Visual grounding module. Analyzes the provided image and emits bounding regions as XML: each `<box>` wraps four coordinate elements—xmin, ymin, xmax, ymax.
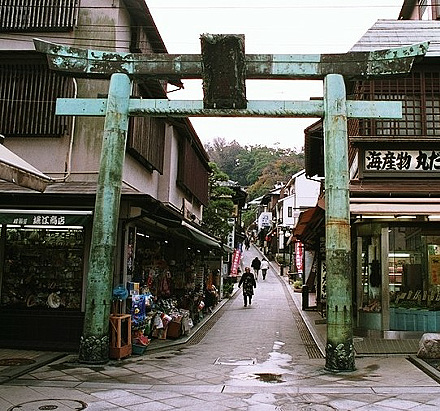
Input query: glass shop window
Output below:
<box><xmin>388</xmin><ymin>226</ymin><xmax>440</xmax><ymax>309</ymax></box>
<box><xmin>361</xmin><ymin>236</ymin><xmax>382</xmax><ymax>312</ymax></box>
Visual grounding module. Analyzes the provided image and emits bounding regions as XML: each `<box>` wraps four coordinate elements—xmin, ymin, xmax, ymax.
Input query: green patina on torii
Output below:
<box><xmin>34</xmin><ymin>36</ymin><xmax>428</xmax><ymax>370</ymax></box>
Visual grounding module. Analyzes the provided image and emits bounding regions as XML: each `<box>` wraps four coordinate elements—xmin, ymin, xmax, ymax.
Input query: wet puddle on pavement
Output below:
<box><xmin>231</xmin><ymin>372</ymin><xmax>285</xmax><ymax>383</ymax></box>
<box><xmin>255</xmin><ymin>372</ymin><xmax>284</xmax><ymax>383</ymax></box>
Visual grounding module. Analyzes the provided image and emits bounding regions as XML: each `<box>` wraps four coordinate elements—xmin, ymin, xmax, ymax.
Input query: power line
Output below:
<box><xmin>0</xmin><ymin>3</ymin><xmax>402</xmax><ymax>9</ymax></box>
<box><xmin>149</xmin><ymin>5</ymin><xmax>401</xmax><ymax>9</ymax></box>
<box><xmin>0</xmin><ymin>3</ymin><xmax>403</xmax><ymax>11</ymax></box>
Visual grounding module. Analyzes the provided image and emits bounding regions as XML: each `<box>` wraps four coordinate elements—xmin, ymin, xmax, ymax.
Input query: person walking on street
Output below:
<box><xmin>261</xmin><ymin>258</ymin><xmax>269</xmax><ymax>280</ymax></box>
<box><xmin>238</xmin><ymin>267</ymin><xmax>256</xmax><ymax>307</ymax></box>
<box><xmin>251</xmin><ymin>256</ymin><xmax>261</xmax><ymax>281</ymax></box>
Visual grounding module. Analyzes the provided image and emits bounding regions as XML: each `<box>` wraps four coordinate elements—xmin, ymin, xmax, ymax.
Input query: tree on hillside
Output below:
<box><xmin>204</xmin><ymin>138</ymin><xmax>246</xmax><ymax>184</ymax></box>
<box><xmin>202</xmin><ymin>162</ymin><xmax>235</xmax><ymax>243</ymax></box>
<box><xmin>205</xmin><ymin>138</ymin><xmax>304</xmax><ymax>200</ymax></box>
<box><xmin>247</xmin><ymin>155</ymin><xmax>304</xmax><ymax>200</ymax></box>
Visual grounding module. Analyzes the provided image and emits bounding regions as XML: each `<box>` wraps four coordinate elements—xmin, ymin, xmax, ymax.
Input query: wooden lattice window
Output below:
<box><xmin>0</xmin><ymin>57</ymin><xmax>74</xmax><ymax>137</ymax></box>
<box><xmin>352</xmin><ymin>70</ymin><xmax>440</xmax><ymax>137</ymax></box>
<box><xmin>0</xmin><ymin>0</ymin><xmax>78</xmax><ymax>31</ymax></box>
<box><xmin>127</xmin><ymin>83</ymin><xmax>165</xmax><ymax>173</ymax></box>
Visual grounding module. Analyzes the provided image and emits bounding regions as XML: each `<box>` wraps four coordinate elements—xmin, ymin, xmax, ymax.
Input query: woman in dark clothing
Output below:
<box><xmin>238</xmin><ymin>267</ymin><xmax>256</xmax><ymax>307</ymax></box>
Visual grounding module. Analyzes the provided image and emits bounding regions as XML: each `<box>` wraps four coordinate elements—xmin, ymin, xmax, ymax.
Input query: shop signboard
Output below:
<box><xmin>0</xmin><ymin>210</ymin><xmax>92</xmax><ymax>226</ymax></box>
<box><xmin>258</xmin><ymin>212</ymin><xmax>272</xmax><ymax>230</ymax></box>
<box><xmin>226</xmin><ymin>218</ymin><xmax>235</xmax><ymax>249</ymax></box>
<box><xmin>360</xmin><ymin>147</ymin><xmax>440</xmax><ymax>178</ymax></box>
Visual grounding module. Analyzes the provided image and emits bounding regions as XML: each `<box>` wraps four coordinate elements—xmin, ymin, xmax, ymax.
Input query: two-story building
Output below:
<box><xmin>348</xmin><ymin>4</ymin><xmax>440</xmax><ymax>337</ymax></box>
<box><xmin>0</xmin><ymin>0</ymin><xmax>222</xmax><ymax>350</ymax></box>
<box><xmin>301</xmin><ymin>0</ymin><xmax>440</xmax><ymax>337</ymax></box>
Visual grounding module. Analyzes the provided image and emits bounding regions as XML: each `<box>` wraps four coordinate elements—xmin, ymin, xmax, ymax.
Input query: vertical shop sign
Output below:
<box><xmin>127</xmin><ymin>227</ymin><xmax>135</xmax><ymax>279</ymax></box>
<box><xmin>230</xmin><ymin>246</ymin><xmax>242</xmax><ymax>277</ymax></box>
<box><xmin>226</xmin><ymin>218</ymin><xmax>235</xmax><ymax>250</ymax></box>
<box><xmin>295</xmin><ymin>241</ymin><xmax>303</xmax><ymax>274</ymax></box>
<box><xmin>321</xmin><ymin>261</ymin><xmax>327</xmax><ymax>300</ymax></box>
<box><xmin>429</xmin><ymin>255</ymin><xmax>440</xmax><ymax>285</ymax></box>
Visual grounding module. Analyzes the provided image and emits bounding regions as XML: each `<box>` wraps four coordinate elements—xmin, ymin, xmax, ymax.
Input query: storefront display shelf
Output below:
<box><xmin>390</xmin><ymin>307</ymin><xmax>440</xmax><ymax>332</ymax></box>
<box><xmin>2</xmin><ymin>228</ymin><xmax>84</xmax><ymax>310</ymax></box>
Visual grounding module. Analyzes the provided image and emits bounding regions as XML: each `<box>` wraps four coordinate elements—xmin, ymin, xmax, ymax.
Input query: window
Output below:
<box><xmin>0</xmin><ymin>0</ymin><xmax>78</xmax><ymax>32</ymax></box>
<box><xmin>127</xmin><ymin>116</ymin><xmax>165</xmax><ymax>174</ymax></box>
<box><xmin>360</xmin><ymin>236</ymin><xmax>382</xmax><ymax>312</ymax></box>
<box><xmin>177</xmin><ymin>136</ymin><xmax>209</xmax><ymax>206</ymax></box>
<box><xmin>127</xmin><ymin>83</ymin><xmax>165</xmax><ymax>173</ymax></box>
<box><xmin>1</xmin><ymin>226</ymin><xmax>84</xmax><ymax>310</ymax></box>
<box><xmin>353</xmin><ymin>71</ymin><xmax>440</xmax><ymax>137</ymax></box>
<box><xmin>288</xmin><ymin>207</ymin><xmax>293</xmax><ymax>218</ymax></box>
<box><xmin>0</xmin><ymin>56</ymin><xmax>74</xmax><ymax>137</ymax></box>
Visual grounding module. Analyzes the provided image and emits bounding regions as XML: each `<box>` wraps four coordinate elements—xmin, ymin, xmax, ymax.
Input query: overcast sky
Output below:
<box><xmin>146</xmin><ymin>0</ymin><xmax>404</xmax><ymax>150</ymax></box>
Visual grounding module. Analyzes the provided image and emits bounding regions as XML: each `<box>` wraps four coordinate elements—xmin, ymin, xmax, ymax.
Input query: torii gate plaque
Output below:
<box><xmin>34</xmin><ymin>36</ymin><xmax>427</xmax><ymax>370</ymax></box>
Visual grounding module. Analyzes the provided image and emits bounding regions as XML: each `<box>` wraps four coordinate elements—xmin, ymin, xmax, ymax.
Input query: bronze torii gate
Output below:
<box><xmin>34</xmin><ymin>36</ymin><xmax>427</xmax><ymax>371</ymax></box>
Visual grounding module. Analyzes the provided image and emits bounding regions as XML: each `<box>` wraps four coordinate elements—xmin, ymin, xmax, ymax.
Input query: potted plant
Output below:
<box><xmin>293</xmin><ymin>280</ymin><xmax>303</xmax><ymax>292</ymax></box>
<box><xmin>222</xmin><ymin>282</ymin><xmax>234</xmax><ymax>298</ymax></box>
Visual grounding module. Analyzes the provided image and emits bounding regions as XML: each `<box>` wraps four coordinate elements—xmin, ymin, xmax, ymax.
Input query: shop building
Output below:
<box><xmin>349</xmin><ymin>18</ymin><xmax>440</xmax><ymax>337</ymax></box>
<box><xmin>0</xmin><ymin>0</ymin><xmax>223</xmax><ymax>350</ymax></box>
<box><xmin>302</xmin><ymin>17</ymin><xmax>440</xmax><ymax>338</ymax></box>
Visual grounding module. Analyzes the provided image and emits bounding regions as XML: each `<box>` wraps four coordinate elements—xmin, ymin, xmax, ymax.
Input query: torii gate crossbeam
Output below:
<box><xmin>34</xmin><ymin>37</ymin><xmax>428</xmax><ymax>370</ymax></box>
<box><xmin>34</xmin><ymin>38</ymin><xmax>427</xmax><ymax>80</ymax></box>
<box><xmin>55</xmin><ymin>98</ymin><xmax>402</xmax><ymax>119</ymax></box>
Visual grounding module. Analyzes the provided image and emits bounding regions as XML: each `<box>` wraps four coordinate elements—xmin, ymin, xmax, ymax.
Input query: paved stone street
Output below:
<box><xmin>1</xmin><ymin>245</ymin><xmax>439</xmax><ymax>410</ymax></box>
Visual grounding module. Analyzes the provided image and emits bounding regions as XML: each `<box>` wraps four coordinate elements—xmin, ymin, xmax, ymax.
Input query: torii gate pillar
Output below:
<box><xmin>78</xmin><ymin>74</ymin><xmax>130</xmax><ymax>363</ymax></box>
<box><xmin>323</xmin><ymin>74</ymin><xmax>354</xmax><ymax>371</ymax></box>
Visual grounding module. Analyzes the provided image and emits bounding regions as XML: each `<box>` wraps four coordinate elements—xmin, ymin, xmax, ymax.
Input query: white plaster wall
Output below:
<box><xmin>280</xmin><ymin>174</ymin><xmax>320</xmax><ymax>224</ymax></box>
<box><xmin>295</xmin><ymin>173</ymin><xmax>321</xmax><ymax>208</ymax></box>
<box><xmin>2</xmin><ymin>0</ymin><xmax>132</xmax><ymax>181</ymax></box>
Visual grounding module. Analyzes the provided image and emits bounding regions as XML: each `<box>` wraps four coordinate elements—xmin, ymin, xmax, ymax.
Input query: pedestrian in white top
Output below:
<box><xmin>261</xmin><ymin>258</ymin><xmax>269</xmax><ymax>280</ymax></box>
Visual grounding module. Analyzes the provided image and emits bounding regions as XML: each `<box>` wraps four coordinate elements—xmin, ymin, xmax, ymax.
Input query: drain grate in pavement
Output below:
<box><xmin>354</xmin><ymin>338</ymin><xmax>419</xmax><ymax>355</ymax></box>
<box><xmin>214</xmin><ymin>357</ymin><xmax>256</xmax><ymax>365</ymax></box>
<box><xmin>279</xmin><ymin>277</ymin><xmax>324</xmax><ymax>359</ymax></box>
<box><xmin>0</xmin><ymin>358</ymin><xmax>36</xmax><ymax>367</ymax></box>
<box><xmin>294</xmin><ymin>311</ymin><xmax>324</xmax><ymax>359</ymax></box>
<box><xmin>7</xmin><ymin>399</ymin><xmax>87</xmax><ymax>411</ymax></box>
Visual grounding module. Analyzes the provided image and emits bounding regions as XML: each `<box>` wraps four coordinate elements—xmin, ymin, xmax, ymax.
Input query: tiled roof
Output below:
<box><xmin>0</xmin><ymin>181</ymin><xmax>140</xmax><ymax>195</ymax></box>
<box><xmin>350</xmin><ymin>19</ymin><xmax>440</xmax><ymax>57</ymax></box>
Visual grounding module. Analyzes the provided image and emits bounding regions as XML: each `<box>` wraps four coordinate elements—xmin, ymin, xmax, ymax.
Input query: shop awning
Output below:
<box><xmin>0</xmin><ymin>209</ymin><xmax>92</xmax><ymax>226</ymax></box>
<box><xmin>0</xmin><ymin>145</ymin><xmax>52</xmax><ymax>192</ymax></box>
<box><xmin>222</xmin><ymin>243</ymin><xmax>235</xmax><ymax>254</ymax></box>
<box><xmin>293</xmin><ymin>198</ymin><xmax>325</xmax><ymax>246</ymax></box>
<box><xmin>350</xmin><ymin>198</ymin><xmax>440</xmax><ymax>216</ymax></box>
<box><xmin>176</xmin><ymin>221</ymin><xmax>221</xmax><ymax>249</ymax></box>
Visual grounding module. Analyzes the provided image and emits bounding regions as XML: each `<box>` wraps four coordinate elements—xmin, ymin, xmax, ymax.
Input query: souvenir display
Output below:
<box><xmin>1</xmin><ymin>228</ymin><xmax>84</xmax><ymax>310</ymax></box>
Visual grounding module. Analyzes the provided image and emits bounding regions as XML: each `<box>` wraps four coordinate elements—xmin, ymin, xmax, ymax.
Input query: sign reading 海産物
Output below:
<box><xmin>362</xmin><ymin>148</ymin><xmax>440</xmax><ymax>176</ymax></box>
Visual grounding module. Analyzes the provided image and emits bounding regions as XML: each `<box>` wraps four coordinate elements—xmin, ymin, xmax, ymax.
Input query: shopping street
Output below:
<box><xmin>0</xmin><ymin>245</ymin><xmax>439</xmax><ymax>411</ymax></box>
